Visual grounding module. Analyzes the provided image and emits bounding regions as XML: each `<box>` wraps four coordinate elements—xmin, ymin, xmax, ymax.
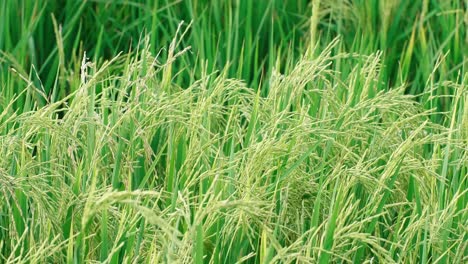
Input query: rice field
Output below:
<box><xmin>0</xmin><ymin>0</ymin><xmax>467</xmax><ymax>263</ymax></box>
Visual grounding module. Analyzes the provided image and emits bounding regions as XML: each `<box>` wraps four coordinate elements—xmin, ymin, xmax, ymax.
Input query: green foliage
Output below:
<box><xmin>0</xmin><ymin>0</ymin><xmax>466</xmax><ymax>263</ymax></box>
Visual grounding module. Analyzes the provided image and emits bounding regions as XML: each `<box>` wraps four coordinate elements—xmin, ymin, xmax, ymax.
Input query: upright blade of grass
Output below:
<box><xmin>318</xmin><ymin>180</ymin><xmax>343</xmax><ymax>264</ymax></box>
<box><xmin>194</xmin><ymin>223</ymin><xmax>204</xmax><ymax>264</ymax></box>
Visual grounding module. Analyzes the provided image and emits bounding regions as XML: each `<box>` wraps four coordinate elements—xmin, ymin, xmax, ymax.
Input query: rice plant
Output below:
<box><xmin>0</xmin><ymin>0</ymin><xmax>466</xmax><ymax>263</ymax></box>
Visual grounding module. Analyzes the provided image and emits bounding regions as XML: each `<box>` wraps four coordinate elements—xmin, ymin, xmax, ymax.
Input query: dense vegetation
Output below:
<box><xmin>0</xmin><ymin>0</ymin><xmax>466</xmax><ymax>263</ymax></box>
